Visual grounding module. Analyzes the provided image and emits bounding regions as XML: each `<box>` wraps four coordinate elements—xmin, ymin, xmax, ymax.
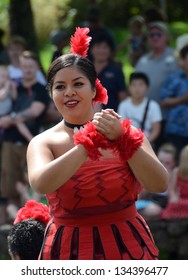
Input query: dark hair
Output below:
<box><xmin>129</xmin><ymin>72</ymin><xmax>150</xmax><ymax>86</ymax></box>
<box><xmin>46</xmin><ymin>53</ymin><xmax>97</xmax><ymax>96</ymax></box>
<box><xmin>7</xmin><ymin>219</ymin><xmax>46</xmax><ymax>260</ymax></box>
<box><xmin>90</xmin><ymin>32</ymin><xmax>116</xmax><ymax>53</ymax></box>
<box><xmin>179</xmin><ymin>45</ymin><xmax>188</xmax><ymax>59</ymax></box>
<box><xmin>8</xmin><ymin>35</ymin><xmax>26</xmax><ymax>49</ymax></box>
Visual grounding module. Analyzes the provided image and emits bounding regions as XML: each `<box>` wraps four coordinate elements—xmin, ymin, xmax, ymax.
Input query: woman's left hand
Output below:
<box><xmin>92</xmin><ymin>109</ymin><xmax>123</xmax><ymax>141</ymax></box>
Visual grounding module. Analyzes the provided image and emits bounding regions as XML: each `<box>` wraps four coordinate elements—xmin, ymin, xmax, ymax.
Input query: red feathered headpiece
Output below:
<box><xmin>14</xmin><ymin>200</ymin><xmax>51</xmax><ymax>225</ymax></box>
<box><xmin>70</xmin><ymin>27</ymin><xmax>108</xmax><ymax>105</ymax></box>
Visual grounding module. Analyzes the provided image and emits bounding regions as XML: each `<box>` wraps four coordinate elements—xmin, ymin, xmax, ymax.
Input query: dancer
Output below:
<box><xmin>27</xmin><ymin>27</ymin><xmax>168</xmax><ymax>260</ymax></box>
<box><xmin>7</xmin><ymin>200</ymin><xmax>51</xmax><ymax>260</ymax></box>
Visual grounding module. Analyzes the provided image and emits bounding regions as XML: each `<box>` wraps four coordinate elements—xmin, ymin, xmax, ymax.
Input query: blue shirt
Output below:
<box><xmin>160</xmin><ymin>69</ymin><xmax>188</xmax><ymax>137</ymax></box>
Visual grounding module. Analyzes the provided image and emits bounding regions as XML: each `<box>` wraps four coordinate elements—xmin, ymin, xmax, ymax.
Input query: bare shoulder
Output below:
<box><xmin>27</xmin><ymin>121</ymin><xmax>74</xmax><ymax>158</ymax></box>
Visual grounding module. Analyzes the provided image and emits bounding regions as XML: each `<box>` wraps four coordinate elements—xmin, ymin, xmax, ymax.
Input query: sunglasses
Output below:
<box><xmin>149</xmin><ymin>32</ymin><xmax>163</xmax><ymax>38</ymax></box>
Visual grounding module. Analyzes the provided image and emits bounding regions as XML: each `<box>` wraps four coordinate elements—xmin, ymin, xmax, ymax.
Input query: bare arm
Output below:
<box><xmin>167</xmin><ymin>167</ymin><xmax>179</xmax><ymax>202</ymax></box>
<box><xmin>0</xmin><ymin>101</ymin><xmax>46</xmax><ymax>129</ymax></box>
<box><xmin>148</xmin><ymin>121</ymin><xmax>161</xmax><ymax>143</ymax></box>
<box><xmin>27</xmin><ymin>135</ymin><xmax>88</xmax><ymax>194</ymax></box>
<box><xmin>128</xmin><ymin>136</ymin><xmax>168</xmax><ymax>193</ymax></box>
<box><xmin>160</xmin><ymin>93</ymin><xmax>188</xmax><ymax>108</ymax></box>
<box><xmin>15</xmin><ymin>101</ymin><xmax>46</xmax><ymax>122</ymax></box>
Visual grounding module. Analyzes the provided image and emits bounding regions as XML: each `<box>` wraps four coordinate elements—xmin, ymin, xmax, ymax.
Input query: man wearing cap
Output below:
<box><xmin>135</xmin><ymin>21</ymin><xmax>178</xmax><ymax>103</ymax></box>
<box><xmin>135</xmin><ymin>21</ymin><xmax>178</xmax><ymax>148</ymax></box>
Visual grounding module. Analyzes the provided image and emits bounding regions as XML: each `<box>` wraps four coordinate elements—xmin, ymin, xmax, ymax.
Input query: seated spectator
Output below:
<box><xmin>118</xmin><ymin>72</ymin><xmax>162</xmax><ymax>148</ymax></box>
<box><xmin>161</xmin><ymin>145</ymin><xmax>188</xmax><ymax>219</ymax></box>
<box><xmin>0</xmin><ymin>64</ymin><xmax>33</xmax><ymax>142</ymax></box>
<box><xmin>160</xmin><ymin>44</ymin><xmax>188</xmax><ymax>152</ymax></box>
<box><xmin>136</xmin><ymin>143</ymin><xmax>177</xmax><ymax>220</ymax></box>
<box><xmin>7</xmin><ymin>36</ymin><xmax>46</xmax><ymax>85</ymax></box>
<box><xmin>7</xmin><ymin>200</ymin><xmax>51</xmax><ymax>260</ymax></box>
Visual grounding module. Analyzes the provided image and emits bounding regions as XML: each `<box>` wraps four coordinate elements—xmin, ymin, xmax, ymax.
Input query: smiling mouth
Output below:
<box><xmin>65</xmin><ymin>100</ymin><xmax>79</xmax><ymax>106</ymax></box>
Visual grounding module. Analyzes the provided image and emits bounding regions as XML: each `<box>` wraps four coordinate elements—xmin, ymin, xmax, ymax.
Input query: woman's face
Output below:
<box><xmin>91</xmin><ymin>42</ymin><xmax>112</xmax><ymax>63</ymax></box>
<box><xmin>52</xmin><ymin>66</ymin><xmax>96</xmax><ymax>123</ymax></box>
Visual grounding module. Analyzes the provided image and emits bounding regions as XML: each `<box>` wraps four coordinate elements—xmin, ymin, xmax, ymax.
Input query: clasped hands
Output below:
<box><xmin>92</xmin><ymin>109</ymin><xmax>123</xmax><ymax>141</ymax></box>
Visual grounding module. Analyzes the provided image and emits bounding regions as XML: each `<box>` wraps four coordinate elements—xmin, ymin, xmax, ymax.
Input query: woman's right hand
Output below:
<box><xmin>92</xmin><ymin>109</ymin><xmax>123</xmax><ymax>141</ymax></box>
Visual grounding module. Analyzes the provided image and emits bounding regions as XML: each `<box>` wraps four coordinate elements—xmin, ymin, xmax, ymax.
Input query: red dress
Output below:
<box><xmin>161</xmin><ymin>176</ymin><xmax>188</xmax><ymax>219</ymax></box>
<box><xmin>39</xmin><ymin>158</ymin><xmax>158</xmax><ymax>260</ymax></box>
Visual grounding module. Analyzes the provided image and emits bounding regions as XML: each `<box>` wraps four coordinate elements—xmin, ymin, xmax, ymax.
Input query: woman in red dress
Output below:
<box><xmin>26</xmin><ymin>28</ymin><xmax>168</xmax><ymax>260</ymax></box>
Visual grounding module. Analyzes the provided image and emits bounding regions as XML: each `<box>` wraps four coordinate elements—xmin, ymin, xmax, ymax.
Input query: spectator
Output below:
<box><xmin>118</xmin><ymin>15</ymin><xmax>147</xmax><ymax>67</ymax></box>
<box><xmin>7</xmin><ymin>200</ymin><xmax>51</xmax><ymax>260</ymax></box>
<box><xmin>0</xmin><ymin>65</ymin><xmax>17</xmax><ymax>140</ymax></box>
<box><xmin>90</xmin><ymin>32</ymin><xmax>127</xmax><ymax>112</ymax></box>
<box><xmin>136</xmin><ymin>142</ymin><xmax>177</xmax><ymax>220</ymax></box>
<box><xmin>118</xmin><ymin>72</ymin><xmax>162</xmax><ymax>148</ymax></box>
<box><xmin>135</xmin><ymin>21</ymin><xmax>178</xmax><ymax>103</ymax></box>
<box><xmin>160</xmin><ymin>44</ymin><xmax>188</xmax><ymax>152</ymax></box>
<box><xmin>135</xmin><ymin>21</ymin><xmax>178</xmax><ymax>149</ymax></box>
<box><xmin>0</xmin><ymin>51</ymin><xmax>50</xmax><ymax>224</ymax></box>
<box><xmin>7</xmin><ymin>36</ymin><xmax>46</xmax><ymax>85</ymax></box>
<box><xmin>161</xmin><ymin>145</ymin><xmax>188</xmax><ymax>219</ymax></box>
<box><xmin>0</xmin><ymin>64</ymin><xmax>33</xmax><ymax>143</ymax></box>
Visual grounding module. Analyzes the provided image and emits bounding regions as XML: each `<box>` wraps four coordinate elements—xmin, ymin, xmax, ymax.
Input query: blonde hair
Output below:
<box><xmin>179</xmin><ymin>145</ymin><xmax>188</xmax><ymax>179</ymax></box>
<box><xmin>158</xmin><ymin>142</ymin><xmax>177</xmax><ymax>159</ymax></box>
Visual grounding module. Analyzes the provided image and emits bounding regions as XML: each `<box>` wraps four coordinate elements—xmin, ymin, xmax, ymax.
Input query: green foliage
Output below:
<box><xmin>31</xmin><ymin>0</ymin><xmax>72</xmax><ymax>46</ymax></box>
<box><xmin>0</xmin><ymin>0</ymin><xmax>9</xmax><ymax>35</ymax></box>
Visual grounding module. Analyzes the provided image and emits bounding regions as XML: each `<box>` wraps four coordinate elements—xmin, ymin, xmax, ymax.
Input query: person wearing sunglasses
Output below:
<box><xmin>135</xmin><ymin>21</ymin><xmax>178</xmax><ymax>149</ymax></box>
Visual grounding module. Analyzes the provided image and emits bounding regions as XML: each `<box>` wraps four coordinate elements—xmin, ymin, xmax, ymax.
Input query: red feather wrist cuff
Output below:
<box><xmin>73</xmin><ymin>119</ymin><xmax>144</xmax><ymax>161</ymax></box>
<box><xmin>110</xmin><ymin>119</ymin><xmax>144</xmax><ymax>162</ymax></box>
<box><xmin>73</xmin><ymin>122</ymin><xmax>109</xmax><ymax>160</ymax></box>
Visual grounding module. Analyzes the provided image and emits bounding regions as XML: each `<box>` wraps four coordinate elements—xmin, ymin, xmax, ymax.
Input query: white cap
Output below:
<box><xmin>176</xmin><ymin>34</ymin><xmax>188</xmax><ymax>52</ymax></box>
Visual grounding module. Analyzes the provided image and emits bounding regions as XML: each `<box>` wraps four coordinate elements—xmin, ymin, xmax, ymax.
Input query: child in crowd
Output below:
<box><xmin>118</xmin><ymin>72</ymin><xmax>162</xmax><ymax>148</ymax></box>
<box><xmin>118</xmin><ymin>15</ymin><xmax>147</xmax><ymax>67</ymax></box>
<box><xmin>7</xmin><ymin>200</ymin><xmax>51</xmax><ymax>260</ymax></box>
<box><xmin>0</xmin><ymin>65</ymin><xmax>17</xmax><ymax>140</ymax></box>
<box><xmin>6</xmin><ymin>170</ymin><xmax>47</xmax><ymax>222</ymax></box>
<box><xmin>0</xmin><ymin>64</ymin><xmax>33</xmax><ymax>142</ymax></box>
<box><xmin>136</xmin><ymin>143</ymin><xmax>177</xmax><ymax>220</ymax></box>
<box><xmin>161</xmin><ymin>145</ymin><xmax>188</xmax><ymax>219</ymax></box>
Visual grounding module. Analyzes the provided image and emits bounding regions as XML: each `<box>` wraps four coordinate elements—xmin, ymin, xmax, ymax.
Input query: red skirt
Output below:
<box><xmin>39</xmin><ymin>204</ymin><xmax>158</xmax><ymax>260</ymax></box>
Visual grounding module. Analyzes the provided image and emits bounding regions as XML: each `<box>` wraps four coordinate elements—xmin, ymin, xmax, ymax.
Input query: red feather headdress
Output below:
<box><xmin>14</xmin><ymin>200</ymin><xmax>51</xmax><ymax>225</ymax></box>
<box><xmin>70</xmin><ymin>27</ymin><xmax>108</xmax><ymax>105</ymax></box>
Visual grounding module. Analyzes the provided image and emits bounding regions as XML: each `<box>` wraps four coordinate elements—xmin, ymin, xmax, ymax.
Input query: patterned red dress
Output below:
<box><xmin>161</xmin><ymin>175</ymin><xmax>188</xmax><ymax>219</ymax></box>
<box><xmin>39</xmin><ymin>158</ymin><xmax>159</xmax><ymax>260</ymax></box>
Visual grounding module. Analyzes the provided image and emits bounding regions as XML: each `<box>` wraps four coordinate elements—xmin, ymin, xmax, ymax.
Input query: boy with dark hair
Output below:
<box><xmin>118</xmin><ymin>71</ymin><xmax>162</xmax><ymax>147</ymax></box>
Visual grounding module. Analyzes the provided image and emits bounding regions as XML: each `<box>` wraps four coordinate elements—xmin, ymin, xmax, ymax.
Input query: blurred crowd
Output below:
<box><xmin>1</xmin><ymin>4</ymin><xmax>188</xmax><ymax>258</ymax></box>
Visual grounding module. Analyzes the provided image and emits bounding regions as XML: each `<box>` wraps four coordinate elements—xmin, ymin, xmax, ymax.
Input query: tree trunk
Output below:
<box><xmin>8</xmin><ymin>0</ymin><xmax>38</xmax><ymax>54</ymax></box>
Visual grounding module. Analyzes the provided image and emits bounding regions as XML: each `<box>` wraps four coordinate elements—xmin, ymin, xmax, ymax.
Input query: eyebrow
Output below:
<box><xmin>54</xmin><ymin>76</ymin><xmax>84</xmax><ymax>85</ymax></box>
